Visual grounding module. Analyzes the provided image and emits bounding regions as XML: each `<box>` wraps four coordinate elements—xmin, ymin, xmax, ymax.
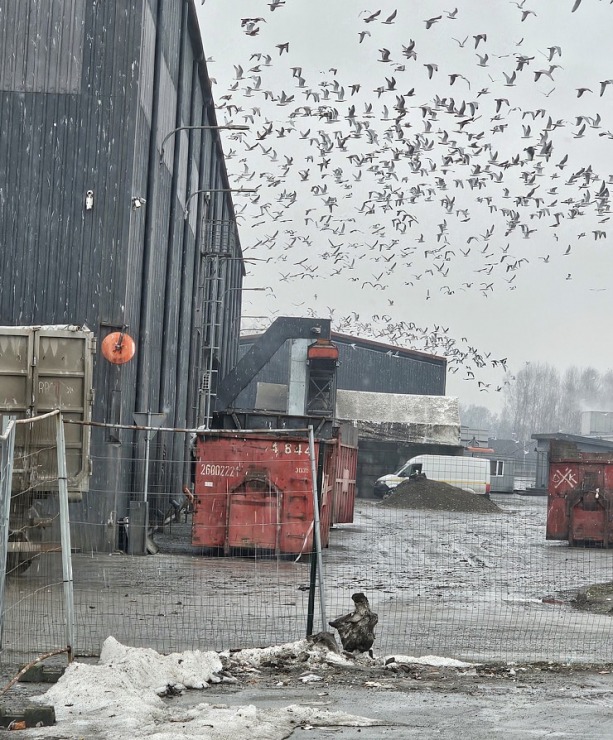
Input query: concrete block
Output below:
<box><xmin>0</xmin><ymin>703</ymin><xmax>55</xmax><ymax>728</ymax></box>
<box><xmin>19</xmin><ymin>664</ymin><xmax>65</xmax><ymax>683</ymax></box>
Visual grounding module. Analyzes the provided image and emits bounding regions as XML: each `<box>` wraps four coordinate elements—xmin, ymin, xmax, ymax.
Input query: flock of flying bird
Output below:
<box><xmin>200</xmin><ymin>0</ymin><xmax>613</xmax><ymax>391</ymax></box>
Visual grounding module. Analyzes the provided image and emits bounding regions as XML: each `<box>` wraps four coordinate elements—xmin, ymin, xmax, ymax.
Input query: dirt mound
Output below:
<box><xmin>379</xmin><ymin>477</ymin><xmax>501</xmax><ymax>513</ymax></box>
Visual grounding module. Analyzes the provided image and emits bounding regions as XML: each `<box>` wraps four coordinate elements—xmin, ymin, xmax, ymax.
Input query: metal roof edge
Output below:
<box><xmin>532</xmin><ymin>432</ymin><xmax>613</xmax><ymax>449</ymax></box>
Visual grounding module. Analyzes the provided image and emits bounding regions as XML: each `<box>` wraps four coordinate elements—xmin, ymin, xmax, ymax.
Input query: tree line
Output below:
<box><xmin>460</xmin><ymin>364</ymin><xmax>613</xmax><ymax>441</ymax></box>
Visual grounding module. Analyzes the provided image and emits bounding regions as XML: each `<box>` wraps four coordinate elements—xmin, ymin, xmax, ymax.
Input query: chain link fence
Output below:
<box><xmin>1</xmin><ymin>419</ymin><xmax>613</xmax><ymax>671</ymax></box>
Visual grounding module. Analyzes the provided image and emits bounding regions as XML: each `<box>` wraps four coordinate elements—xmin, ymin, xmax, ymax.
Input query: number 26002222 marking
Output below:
<box><xmin>200</xmin><ymin>464</ymin><xmax>238</xmax><ymax>477</ymax></box>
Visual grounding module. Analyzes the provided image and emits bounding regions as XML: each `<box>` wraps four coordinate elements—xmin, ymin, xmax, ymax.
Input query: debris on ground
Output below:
<box><xmin>329</xmin><ymin>592</ymin><xmax>378</xmax><ymax>653</ymax></box>
<box><xmin>571</xmin><ymin>581</ymin><xmax>613</xmax><ymax>614</ymax></box>
<box><xmin>379</xmin><ymin>477</ymin><xmax>502</xmax><ymax>513</ymax></box>
<box><xmin>27</xmin><ymin>638</ymin><xmax>384</xmax><ymax>739</ymax></box>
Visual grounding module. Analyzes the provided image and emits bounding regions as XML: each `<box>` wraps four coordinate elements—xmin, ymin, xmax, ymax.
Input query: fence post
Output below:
<box><xmin>0</xmin><ymin>417</ymin><xmax>15</xmax><ymax>649</ymax></box>
<box><xmin>56</xmin><ymin>413</ymin><xmax>75</xmax><ymax>661</ymax></box>
<box><xmin>307</xmin><ymin>426</ymin><xmax>327</xmax><ymax>633</ymax></box>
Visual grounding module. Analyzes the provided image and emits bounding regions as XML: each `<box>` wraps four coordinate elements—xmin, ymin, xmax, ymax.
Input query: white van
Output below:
<box><xmin>374</xmin><ymin>455</ymin><xmax>491</xmax><ymax>497</ymax></box>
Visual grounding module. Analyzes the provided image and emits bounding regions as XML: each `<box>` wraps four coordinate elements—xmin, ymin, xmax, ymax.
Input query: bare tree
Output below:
<box><xmin>459</xmin><ymin>404</ymin><xmax>499</xmax><ymax>432</ymax></box>
<box><xmin>501</xmin><ymin>364</ymin><xmax>612</xmax><ymax>438</ymax></box>
<box><xmin>461</xmin><ymin>365</ymin><xmax>613</xmax><ymax>441</ymax></box>
<box><xmin>601</xmin><ymin>370</ymin><xmax>613</xmax><ymax>410</ymax></box>
<box><xmin>501</xmin><ymin>363</ymin><xmax>560</xmax><ymax>438</ymax></box>
<box><xmin>579</xmin><ymin>367</ymin><xmax>602</xmax><ymax>409</ymax></box>
<box><xmin>558</xmin><ymin>366</ymin><xmax>581</xmax><ymax>433</ymax></box>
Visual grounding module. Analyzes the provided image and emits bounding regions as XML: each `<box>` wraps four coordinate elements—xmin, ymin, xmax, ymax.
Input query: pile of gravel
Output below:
<box><xmin>379</xmin><ymin>477</ymin><xmax>501</xmax><ymax>513</ymax></box>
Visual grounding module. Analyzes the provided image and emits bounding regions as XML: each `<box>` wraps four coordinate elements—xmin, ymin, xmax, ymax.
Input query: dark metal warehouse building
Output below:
<box><xmin>235</xmin><ymin>330</ymin><xmax>454</xmax><ymax>497</ymax></box>
<box><xmin>0</xmin><ymin>1</ymin><xmax>244</xmax><ymax>549</ymax></box>
<box><xmin>235</xmin><ymin>331</ymin><xmax>447</xmax><ymax>409</ymax></box>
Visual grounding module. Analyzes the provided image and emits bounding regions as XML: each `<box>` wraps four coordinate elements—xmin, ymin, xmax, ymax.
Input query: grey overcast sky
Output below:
<box><xmin>197</xmin><ymin>0</ymin><xmax>613</xmax><ymax>409</ymax></box>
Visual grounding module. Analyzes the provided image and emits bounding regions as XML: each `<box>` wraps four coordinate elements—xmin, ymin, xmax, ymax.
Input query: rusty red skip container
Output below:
<box><xmin>192</xmin><ymin>430</ymin><xmax>351</xmax><ymax>556</ymax></box>
<box><xmin>546</xmin><ymin>440</ymin><xmax>613</xmax><ymax>546</ymax></box>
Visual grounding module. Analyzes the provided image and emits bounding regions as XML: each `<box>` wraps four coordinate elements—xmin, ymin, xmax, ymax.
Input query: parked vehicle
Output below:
<box><xmin>374</xmin><ymin>454</ymin><xmax>491</xmax><ymax>497</ymax></box>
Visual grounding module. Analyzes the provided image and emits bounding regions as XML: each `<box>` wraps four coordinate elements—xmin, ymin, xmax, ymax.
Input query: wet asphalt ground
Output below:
<box><xmin>4</xmin><ymin>494</ymin><xmax>613</xmax><ymax>736</ymax></box>
<box><xmin>4</xmin><ymin>494</ymin><xmax>613</xmax><ymax>665</ymax></box>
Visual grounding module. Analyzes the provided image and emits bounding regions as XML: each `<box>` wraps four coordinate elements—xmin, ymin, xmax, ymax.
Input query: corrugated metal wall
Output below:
<box><xmin>234</xmin><ymin>334</ymin><xmax>446</xmax><ymax>410</ymax></box>
<box><xmin>334</xmin><ymin>339</ymin><xmax>446</xmax><ymax>395</ymax></box>
<box><xmin>0</xmin><ymin>0</ymin><xmax>244</xmax><ymax>549</ymax></box>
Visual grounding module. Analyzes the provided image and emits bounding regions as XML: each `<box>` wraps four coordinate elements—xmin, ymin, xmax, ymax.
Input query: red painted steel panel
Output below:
<box><xmin>547</xmin><ymin>454</ymin><xmax>613</xmax><ymax>543</ymax></box>
<box><xmin>546</xmin><ymin>494</ymin><xmax>569</xmax><ymax>540</ymax></box>
<box><xmin>193</xmin><ymin>432</ymin><xmax>332</xmax><ymax>555</ymax></box>
<box><xmin>570</xmin><ymin>496</ymin><xmax>607</xmax><ymax>545</ymax></box>
<box><xmin>332</xmin><ymin>442</ymin><xmax>358</xmax><ymax>524</ymax></box>
<box><xmin>307</xmin><ymin>339</ymin><xmax>339</xmax><ymax>361</ymax></box>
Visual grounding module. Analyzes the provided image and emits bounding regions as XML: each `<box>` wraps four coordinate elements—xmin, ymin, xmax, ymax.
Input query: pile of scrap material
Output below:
<box><xmin>379</xmin><ymin>478</ymin><xmax>501</xmax><ymax>513</ymax></box>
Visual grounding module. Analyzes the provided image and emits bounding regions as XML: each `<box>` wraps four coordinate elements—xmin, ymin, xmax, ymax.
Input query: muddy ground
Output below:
<box><xmin>8</xmin><ymin>653</ymin><xmax>613</xmax><ymax>739</ymax></box>
<box><xmin>572</xmin><ymin>581</ymin><xmax>613</xmax><ymax>615</ymax></box>
<box><xmin>4</xmin><ymin>495</ymin><xmax>613</xmax><ymax>679</ymax></box>
<box><xmin>4</xmin><ymin>491</ymin><xmax>613</xmax><ymax>737</ymax></box>
<box><xmin>199</xmin><ymin>658</ymin><xmax>613</xmax><ymax>738</ymax></box>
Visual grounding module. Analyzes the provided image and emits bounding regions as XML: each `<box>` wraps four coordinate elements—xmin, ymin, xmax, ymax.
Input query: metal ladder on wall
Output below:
<box><xmin>201</xmin><ymin>253</ymin><xmax>223</xmax><ymax>428</ymax></box>
<box><xmin>200</xmin><ymin>216</ymin><xmax>234</xmax><ymax>428</ymax></box>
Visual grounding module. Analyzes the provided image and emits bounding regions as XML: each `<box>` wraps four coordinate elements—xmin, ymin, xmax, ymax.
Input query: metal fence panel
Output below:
<box><xmin>0</xmin><ymin>417</ymin><xmax>16</xmax><ymax>647</ymax></box>
<box><xmin>2</xmin><ymin>422</ymin><xmax>613</xmax><ymax>669</ymax></box>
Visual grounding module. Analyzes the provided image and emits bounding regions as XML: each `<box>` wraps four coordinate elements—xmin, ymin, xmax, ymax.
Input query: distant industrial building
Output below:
<box><xmin>581</xmin><ymin>411</ymin><xmax>613</xmax><ymax>440</ymax></box>
<box><xmin>0</xmin><ymin>1</ymin><xmax>243</xmax><ymax>548</ymax></box>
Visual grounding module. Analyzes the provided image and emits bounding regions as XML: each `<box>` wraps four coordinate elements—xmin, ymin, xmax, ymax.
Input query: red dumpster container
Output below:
<box><xmin>331</xmin><ymin>424</ymin><xmax>358</xmax><ymax>525</ymax></box>
<box><xmin>546</xmin><ymin>440</ymin><xmax>613</xmax><ymax>545</ymax></box>
<box><xmin>192</xmin><ymin>431</ymin><xmax>335</xmax><ymax>556</ymax></box>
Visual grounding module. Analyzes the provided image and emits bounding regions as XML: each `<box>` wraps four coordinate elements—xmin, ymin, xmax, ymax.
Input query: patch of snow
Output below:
<box><xmin>299</xmin><ymin>673</ymin><xmax>324</xmax><ymax>683</ymax></box>
<box><xmin>224</xmin><ymin>638</ymin><xmax>354</xmax><ymax>670</ymax></box>
<box><xmin>27</xmin><ymin>638</ymin><xmax>381</xmax><ymax>739</ymax></box>
<box><xmin>100</xmin><ymin>635</ymin><xmax>224</xmax><ymax>690</ymax></box>
<box><xmin>384</xmin><ymin>654</ymin><xmax>475</xmax><ymax>668</ymax></box>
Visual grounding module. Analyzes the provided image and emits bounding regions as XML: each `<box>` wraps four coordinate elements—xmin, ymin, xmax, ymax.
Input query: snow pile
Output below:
<box><xmin>384</xmin><ymin>654</ymin><xmax>475</xmax><ymax>669</ymax></box>
<box><xmin>225</xmin><ymin>638</ymin><xmax>354</xmax><ymax>672</ymax></box>
<box><xmin>99</xmin><ymin>635</ymin><xmax>225</xmax><ymax>691</ymax></box>
<box><xmin>227</xmin><ymin>638</ymin><xmax>476</xmax><ymax>673</ymax></box>
<box><xmin>28</xmin><ymin>637</ymin><xmax>381</xmax><ymax>739</ymax></box>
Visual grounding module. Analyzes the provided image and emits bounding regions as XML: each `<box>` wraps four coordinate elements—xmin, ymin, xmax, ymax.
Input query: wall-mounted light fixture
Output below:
<box><xmin>183</xmin><ymin>188</ymin><xmax>257</xmax><ymax>220</ymax></box>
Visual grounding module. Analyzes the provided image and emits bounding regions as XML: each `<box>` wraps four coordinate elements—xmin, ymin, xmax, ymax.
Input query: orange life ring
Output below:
<box><xmin>101</xmin><ymin>331</ymin><xmax>136</xmax><ymax>364</ymax></box>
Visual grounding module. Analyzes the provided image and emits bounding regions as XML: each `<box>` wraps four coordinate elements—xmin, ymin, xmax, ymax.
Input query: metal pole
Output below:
<box><xmin>159</xmin><ymin>124</ymin><xmax>249</xmax><ymax>165</ymax></box>
<box><xmin>308</xmin><ymin>426</ymin><xmax>327</xmax><ymax>632</ymax></box>
<box><xmin>0</xmin><ymin>418</ymin><xmax>15</xmax><ymax>649</ymax></box>
<box><xmin>144</xmin><ymin>410</ymin><xmax>152</xmax><ymax>506</ymax></box>
<box><xmin>306</xmin><ymin>440</ymin><xmax>325</xmax><ymax>636</ymax></box>
<box><xmin>55</xmin><ymin>414</ymin><xmax>75</xmax><ymax>661</ymax></box>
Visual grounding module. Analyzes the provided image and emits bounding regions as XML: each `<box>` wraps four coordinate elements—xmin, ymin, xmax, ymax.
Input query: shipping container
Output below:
<box><xmin>546</xmin><ymin>438</ymin><xmax>613</xmax><ymax>545</ymax></box>
<box><xmin>330</xmin><ymin>424</ymin><xmax>358</xmax><ymax>524</ymax></box>
<box><xmin>192</xmin><ymin>428</ymin><xmax>356</xmax><ymax>556</ymax></box>
<box><xmin>0</xmin><ymin>325</ymin><xmax>95</xmax><ymax>501</ymax></box>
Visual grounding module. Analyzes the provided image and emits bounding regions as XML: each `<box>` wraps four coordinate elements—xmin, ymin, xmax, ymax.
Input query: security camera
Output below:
<box><xmin>131</xmin><ymin>196</ymin><xmax>146</xmax><ymax>209</ymax></box>
<box><xmin>85</xmin><ymin>190</ymin><xmax>94</xmax><ymax>210</ymax></box>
